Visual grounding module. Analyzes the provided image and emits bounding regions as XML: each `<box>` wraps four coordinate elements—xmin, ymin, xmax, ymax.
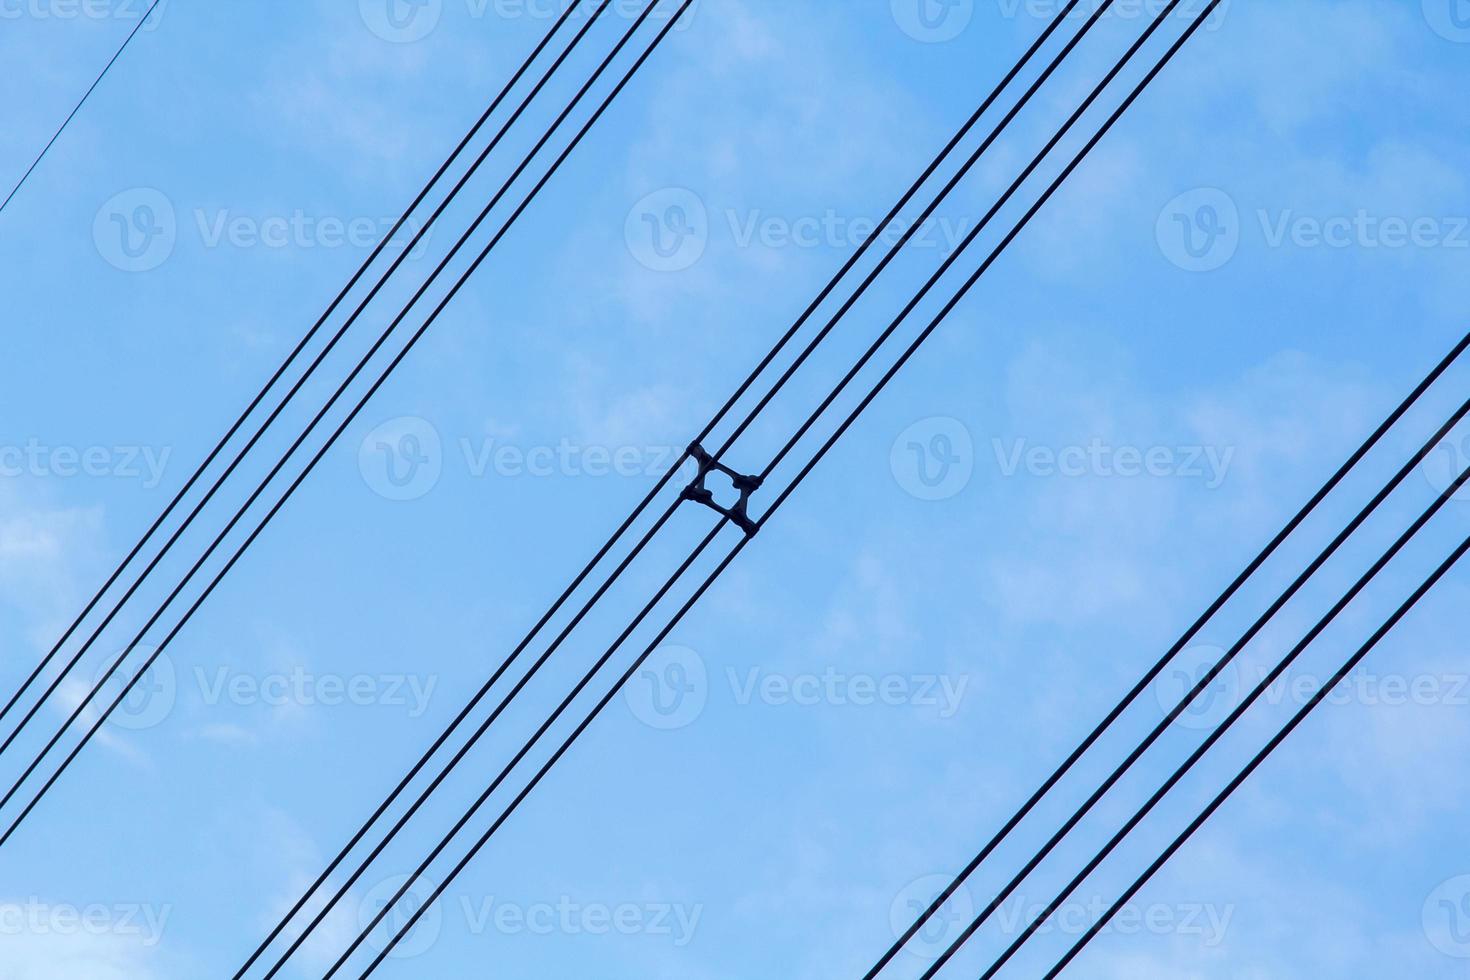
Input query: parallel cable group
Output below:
<box><xmin>13</xmin><ymin>2</ymin><xmax>1458</xmax><ymax>977</ymax></box>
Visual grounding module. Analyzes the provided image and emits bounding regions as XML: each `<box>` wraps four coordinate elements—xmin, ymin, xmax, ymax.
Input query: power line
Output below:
<box><xmin>0</xmin><ymin>0</ymin><xmax>594</xmax><ymax>749</ymax></box>
<box><xmin>330</xmin><ymin>515</ymin><xmax>732</xmax><ymax>978</ymax></box>
<box><xmin>868</xmin><ymin>331</ymin><xmax>1470</xmax><ymax>977</ymax></box>
<box><xmin>238</xmin><ymin>2</ymin><xmax>1104</xmax><ymax>971</ymax></box>
<box><xmin>249</xmin><ymin>498</ymin><xmax>689</xmax><ymax>979</ymax></box>
<box><xmin>343</xmin><ymin>4</ymin><xmax>1229</xmax><ymax>972</ymax></box>
<box><xmin>703</xmin><ymin>0</ymin><xmax>1109</xmax><ymax>461</ymax></box>
<box><xmin>974</xmin><ymin>451</ymin><xmax>1470</xmax><ymax>979</ymax></box>
<box><xmin>0</xmin><ymin>0</ymin><xmax>164</xmax><ymax>217</ymax></box>
<box><xmin>0</xmin><ymin>0</ymin><xmax>616</xmax><ymax>805</ymax></box>
<box><xmin>1045</xmin><ymin>530</ymin><xmax>1470</xmax><ymax>978</ymax></box>
<box><xmin>0</xmin><ymin>0</ymin><xmax>683</xmax><ymax>849</ymax></box>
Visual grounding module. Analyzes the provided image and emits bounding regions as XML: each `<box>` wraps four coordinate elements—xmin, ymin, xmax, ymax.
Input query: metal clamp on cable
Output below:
<box><xmin>680</xmin><ymin>443</ymin><xmax>762</xmax><ymax>536</ymax></box>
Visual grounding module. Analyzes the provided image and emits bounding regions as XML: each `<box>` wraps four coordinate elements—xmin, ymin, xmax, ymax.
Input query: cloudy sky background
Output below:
<box><xmin>1</xmin><ymin>0</ymin><xmax>1469</xmax><ymax>977</ymax></box>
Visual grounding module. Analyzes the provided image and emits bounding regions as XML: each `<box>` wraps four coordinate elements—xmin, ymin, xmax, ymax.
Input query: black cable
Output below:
<box><xmin>0</xmin><ymin>0</ymin><xmax>619</xmax><ymax>809</ymax></box>
<box><xmin>0</xmin><ymin>0</ymin><xmax>681</xmax><ymax>850</ymax></box>
<box><xmin>757</xmin><ymin>0</ymin><xmax>1184</xmax><ymax>487</ymax></box>
<box><xmin>0</xmin><ymin>0</ymin><xmax>164</xmax><ymax>217</ymax></box>
<box><xmin>0</xmin><ymin>0</ymin><xmax>592</xmax><ymax>749</ymax></box>
<box><xmin>236</xmin><ymin>3</ymin><xmax>1098</xmax><ymax>970</ymax></box>
<box><xmin>873</xmin><ymin>361</ymin><xmax>1470</xmax><ymax>977</ymax></box>
<box><xmin>704</xmin><ymin>0</ymin><xmax>1103</xmax><ymax>462</ymax></box>
<box><xmin>251</xmin><ymin>498</ymin><xmax>685</xmax><ymax>979</ymax></box>
<box><xmin>974</xmin><ymin>452</ymin><xmax>1470</xmax><ymax>979</ymax></box>
<box><xmin>1045</xmin><ymin>532</ymin><xmax>1470</xmax><ymax>979</ymax></box>
<box><xmin>347</xmin><ymin>3</ymin><xmax>1231</xmax><ymax>971</ymax></box>
<box><xmin>331</xmin><ymin>515</ymin><xmax>731</xmax><ymax>978</ymax></box>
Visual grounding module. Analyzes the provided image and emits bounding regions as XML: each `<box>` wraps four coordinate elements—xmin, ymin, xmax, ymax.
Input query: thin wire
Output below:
<box><xmin>239</xmin><ymin>2</ymin><xmax>1101</xmax><ymax>969</ymax></box>
<box><xmin>976</xmin><ymin>455</ymin><xmax>1470</xmax><ymax>979</ymax></box>
<box><xmin>348</xmin><ymin>2</ymin><xmax>1230</xmax><ymax>971</ymax></box>
<box><xmin>0</xmin><ymin>0</ymin><xmax>164</xmax><ymax>216</ymax></box>
<box><xmin>0</xmin><ymin>0</ymin><xmax>682</xmax><ymax>850</ymax></box>
<box><xmin>351</xmin><ymin>536</ymin><xmax>750</xmax><ymax>979</ymax></box>
<box><xmin>758</xmin><ymin>4</ymin><xmax>1188</xmax><ymax>486</ymax></box>
<box><xmin>1045</xmin><ymin>532</ymin><xmax>1470</xmax><ymax>979</ymax></box>
<box><xmin>757</xmin><ymin>0</ymin><xmax>1221</xmax><ymax>522</ymax></box>
<box><xmin>707</xmin><ymin>0</ymin><xmax>1097</xmax><ymax>462</ymax></box>
<box><xmin>331</xmin><ymin>516</ymin><xmax>730</xmax><ymax>978</ymax></box>
<box><xmin>0</xmin><ymin>0</ymin><xmax>619</xmax><ymax>806</ymax></box>
<box><xmin>0</xmin><ymin>0</ymin><xmax>591</xmax><ymax>747</ymax></box>
<box><xmin>251</xmin><ymin>498</ymin><xmax>684</xmax><ymax>979</ymax></box>
<box><xmin>867</xmin><ymin>347</ymin><xmax>1469</xmax><ymax>977</ymax></box>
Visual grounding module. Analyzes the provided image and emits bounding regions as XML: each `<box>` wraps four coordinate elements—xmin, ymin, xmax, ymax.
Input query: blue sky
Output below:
<box><xmin>1</xmin><ymin>0</ymin><xmax>1469</xmax><ymax>977</ymax></box>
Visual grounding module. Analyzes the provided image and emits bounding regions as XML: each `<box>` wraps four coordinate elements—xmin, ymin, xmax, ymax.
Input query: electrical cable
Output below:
<box><xmin>235</xmin><ymin>3</ymin><xmax>1104</xmax><ymax>971</ymax></box>
<box><xmin>970</xmin><ymin>453</ymin><xmax>1470</xmax><ymax>979</ymax></box>
<box><xmin>338</xmin><ymin>3</ymin><xmax>1231</xmax><ymax>972</ymax></box>
<box><xmin>0</xmin><ymin>0</ymin><xmax>684</xmax><ymax>850</ymax></box>
<box><xmin>0</xmin><ymin>0</ymin><xmax>164</xmax><ymax>216</ymax></box>
<box><xmin>1043</xmin><ymin>530</ymin><xmax>1470</xmax><ymax>979</ymax></box>
<box><xmin>0</xmin><ymin>0</ymin><xmax>593</xmax><ymax>748</ymax></box>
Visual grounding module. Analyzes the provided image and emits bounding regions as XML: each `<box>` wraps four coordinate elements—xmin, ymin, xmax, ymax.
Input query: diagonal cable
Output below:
<box><xmin>0</xmin><ymin>0</ymin><xmax>679</xmax><ymax>849</ymax></box>
<box><xmin>1043</xmin><ymin>530</ymin><xmax>1470</xmax><ymax>978</ymax></box>
<box><xmin>971</xmin><ymin>451</ymin><xmax>1470</xmax><ymax>979</ymax></box>
<box><xmin>237</xmin><ymin>0</ymin><xmax>1107</xmax><ymax>971</ymax></box>
<box><xmin>0</xmin><ymin>0</ymin><xmax>594</xmax><ymax>749</ymax></box>
<box><xmin>348</xmin><ymin>3</ymin><xmax>1230</xmax><ymax>972</ymax></box>
<box><xmin>0</xmin><ymin>0</ymin><xmax>164</xmax><ymax>216</ymax></box>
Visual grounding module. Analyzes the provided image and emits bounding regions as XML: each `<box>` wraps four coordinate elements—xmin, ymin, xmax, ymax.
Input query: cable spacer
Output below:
<box><xmin>680</xmin><ymin>442</ymin><xmax>762</xmax><ymax>536</ymax></box>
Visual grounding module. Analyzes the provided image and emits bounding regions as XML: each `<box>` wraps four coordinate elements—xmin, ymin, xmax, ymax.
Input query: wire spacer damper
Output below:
<box><xmin>680</xmin><ymin>442</ymin><xmax>762</xmax><ymax>536</ymax></box>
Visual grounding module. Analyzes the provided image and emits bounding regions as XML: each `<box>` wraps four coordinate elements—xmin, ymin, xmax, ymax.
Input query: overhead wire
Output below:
<box><xmin>1043</xmin><ymin>529</ymin><xmax>1470</xmax><ymax>978</ymax></box>
<box><xmin>335</xmin><ymin>1</ymin><xmax>1237</xmax><ymax>973</ymax></box>
<box><xmin>0</xmin><ymin>0</ymin><xmax>685</xmax><ymax>849</ymax></box>
<box><xmin>235</xmin><ymin>1</ymin><xmax>1112</xmax><ymax>972</ymax></box>
<box><xmin>0</xmin><ymin>0</ymin><xmax>165</xmax><ymax>216</ymax></box>
<box><xmin>967</xmin><ymin>448</ymin><xmax>1470</xmax><ymax>980</ymax></box>
<box><xmin>0</xmin><ymin>0</ymin><xmax>595</xmax><ymax>747</ymax></box>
